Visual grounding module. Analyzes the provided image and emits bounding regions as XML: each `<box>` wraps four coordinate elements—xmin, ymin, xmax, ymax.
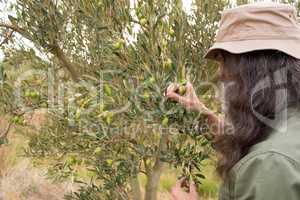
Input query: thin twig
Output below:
<box><xmin>0</xmin><ymin>22</ymin><xmax>31</xmax><ymax>40</ymax></box>
<box><xmin>0</xmin><ymin>22</ymin><xmax>79</xmax><ymax>81</ymax></box>
<box><xmin>0</xmin><ymin>29</ymin><xmax>14</xmax><ymax>47</ymax></box>
<box><xmin>0</xmin><ymin>121</ymin><xmax>13</xmax><ymax>139</ymax></box>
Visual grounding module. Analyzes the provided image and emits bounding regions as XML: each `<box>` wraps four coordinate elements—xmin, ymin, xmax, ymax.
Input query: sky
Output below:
<box><xmin>0</xmin><ymin>0</ymin><xmax>14</xmax><ymax>60</ymax></box>
<box><xmin>182</xmin><ymin>0</ymin><xmax>193</xmax><ymax>12</ymax></box>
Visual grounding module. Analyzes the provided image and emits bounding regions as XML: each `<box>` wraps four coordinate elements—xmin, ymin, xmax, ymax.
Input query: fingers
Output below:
<box><xmin>189</xmin><ymin>181</ymin><xmax>198</xmax><ymax>195</ymax></box>
<box><xmin>171</xmin><ymin>178</ymin><xmax>185</xmax><ymax>200</ymax></box>
<box><xmin>172</xmin><ymin>178</ymin><xmax>198</xmax><ymax>196</ymax></box>
<box><xmin>165</xmin><ymin>82</ymin><xmax>201</xmax><ymax>111</ymax></box>
<box><xmin>175</xmin><ymin>177</ymin><xmax>186</xmax><ymax>187</ymax></box>
<box><xmin>165</xmin><ymin>82</ymin><xmax>196</xmax><ymax>109</ymax></box>
<box><xmin>165</xmin><ymin>83</ymin><xmax>182</xmax><ymax>101</ymax></box>
<box><xmin>177</xmin><ymin>178</ymin><xmax>197</xmax><ymax>194</ymax></box>
<box><xmin>165</xmin><ymin>83</ymin><xmax>179</xmax><ymax>96</ymax></box>
<box><xmin>167</xmin><ymin>91</ymin><xmax>188</xmax><ymax>103</ymax></box>
<box><xmin>166</xmin><ymin>82</ymin><xmax>189</xmax><ymax>99</ymax></box>
<box><xmin>185</xmin><ymin>81</ymin><xmax>196</xmax><ymax>96</ymax></box>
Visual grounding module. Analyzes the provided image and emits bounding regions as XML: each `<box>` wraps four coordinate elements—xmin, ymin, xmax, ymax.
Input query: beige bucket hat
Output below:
<box><xmin>205</xmin><ymin>2</ymin><xmax>300</xmax><ymax>60</ymax></box>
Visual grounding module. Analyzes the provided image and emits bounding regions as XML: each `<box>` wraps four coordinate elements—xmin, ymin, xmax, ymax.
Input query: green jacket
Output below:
<box><xmin>220</xmin><ymin>108</ymin><xmax>300</xmax><ymax>200</ymax></box>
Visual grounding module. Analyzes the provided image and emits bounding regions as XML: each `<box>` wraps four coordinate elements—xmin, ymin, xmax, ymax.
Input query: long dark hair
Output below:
<box><xmin>213</xmin><ymin>50</ymin><xmax>300</xmax><ymax>179</ymax></box>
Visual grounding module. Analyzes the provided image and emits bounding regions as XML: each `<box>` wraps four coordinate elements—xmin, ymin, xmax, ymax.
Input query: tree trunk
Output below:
<box><xmin>144</xmin><ymin>133</ymin><xmax>168</xmax><ymax>200</ymax></box>
<box><xmin>144</xmin><ymin>159</ymin><xmax>164</xmax><ymax>200</ymax></box>
<box><xmin>130</xmin><ymin>176</ymin><xmax>142</xmax><ymax>200</ymax></box>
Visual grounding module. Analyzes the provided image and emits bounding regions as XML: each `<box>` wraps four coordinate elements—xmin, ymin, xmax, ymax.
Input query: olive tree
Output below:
<box><xmin>0</xmin><ymin>0</ymin><xmax>227</xmax><ymax>199</ymax></box>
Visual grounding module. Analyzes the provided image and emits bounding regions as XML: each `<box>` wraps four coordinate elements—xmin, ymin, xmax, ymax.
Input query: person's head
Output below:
<box><xmin>213</xmin><ymin>49</ymin><xmax>300</xmax><ymax>179</ymax></box>
<box><xmin>205</xmin><ymin>2</ymin><xmax>300</xmax><ymax>179</ymax></box>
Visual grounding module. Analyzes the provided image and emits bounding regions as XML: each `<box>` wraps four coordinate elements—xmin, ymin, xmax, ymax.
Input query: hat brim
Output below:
<box><xmin>204</xmin><ymin>39</ymin><xmax>300</xmax><ymax>60</ymax></box>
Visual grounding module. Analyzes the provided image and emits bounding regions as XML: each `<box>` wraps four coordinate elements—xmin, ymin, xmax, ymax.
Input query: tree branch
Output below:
<box><xmin>0</xmin><ymin>30</ymin><xmax>14</xmax><ymax>47</ymax></box>
<box><xmin>49</xmin><ymin>45</ymin><xmax>80</xmax><ymax>81</ymax></box>
<box><xmin>0</xmin><ymin>22</ymin><xmax>79</xmax><ymax>81</ymax></box>
<box><xmin>0</xmin><ymin>22</ymin><xmax>31</xmax><ymax>41</ymax></box>
<box><xmin>0</xmin><ymin>121</ymin><xmax>13</xmax><ymax>139</ymax></box>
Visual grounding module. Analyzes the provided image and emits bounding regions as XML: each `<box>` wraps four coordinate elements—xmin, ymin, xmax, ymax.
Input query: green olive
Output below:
<box><xmin>106</xmin><ymin>159</ymin><xmax>113</xmax><ymax>165</ymax></box>
<box><xmin>105</xmin><ymin>112</ymin><xmax>114</xmax><ymax>124</ymax></box>
<box><xmin>149</xmin><ymin>77</ymin><xmax>155</xmax><ymax>84</ymax></box>
<box><xmin>169</xmin><ymin>28</ymin><xmax>175</xmax><ymax>37</ymax></box>
<box><xmin>143</xmin><ymin>91</ymin><xmax>150</xmax><ymax>100</ymax></box>
<box><xmin>163</xmin><ymin>58</ymin><xmax>172</xmax><ymax>71</ymax></box>
<box><xmin>66</xmin><ymin>155</ymin><xmax>77</xmax><ymax>165</ymax></box>
<box><xmin>94</xmin><ymin>147</ymin><xmax>102</xmax><ymax>155</ymax></box>
<box><xmin>30</xmin><ymin>91</ymin><xmax>40</xmax><ymax>99</ymax></box>
<box><xmin>178</xmin><ymin>85</ymin><xmax>186</xmax><ymax>96</ymax></box>
<box><xmin>25</xmin><ymin>90</ymin><xmax>31</xmax><ymax>97</ymax></box>
<box><xmin>12</xmin><ymin>116</ymin><xmax>19</xmax><ymax>123</ymax></box>
<box><xmin>162</xmin><ymin>40</ymin><xmax>168</xmax><ymax>47</ymax></box>
<box><xmin>140</xmin><ymin>18</ymin><xmax>147</xmax><ymax>26</ymax></box>
<box><xmin>162</xmin><ymin>116</ymin><xmax>169</xmax><ymax>126</ymax></box>
<box><xmin>99</xmin><ymin>103</ymin><xmax>105</xmax><ymax>113</ymax></box>
<box><xmin>113</xmin><ymin>39</ymin><xmax>125</xmax><ymax>50</ymax></box>
<box><xmin>113</xmin><ymin>42</ymin><xmax>122</xmax><ymax>49</ymax></box>
<box><xmin>104</xmin><ymin>84</ymin><xmax>112</xmax><ymax>96</ymax></box>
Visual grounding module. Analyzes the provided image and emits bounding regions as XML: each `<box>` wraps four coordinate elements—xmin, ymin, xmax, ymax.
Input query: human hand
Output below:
<box><xmin>165</xmin><ymin>81</ymin><xmax>209</xmax><ymax>113</ymax></box>
<box><xmin>171</xmin><ymin>178</ymin><xmax>199</xmax><ymax>200</ymax></box>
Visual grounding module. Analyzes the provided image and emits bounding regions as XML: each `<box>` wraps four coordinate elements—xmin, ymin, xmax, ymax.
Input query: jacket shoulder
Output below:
<box><xmin>231</xmin><ymin>152</ymin><xmax>300</xmax><ymax>200</ymax></box>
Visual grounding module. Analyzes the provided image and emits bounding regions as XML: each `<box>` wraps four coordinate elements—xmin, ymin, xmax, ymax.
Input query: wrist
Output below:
<box><xmin>195</xmin><ymin>103</ymin><xmax>212</xmax><ymax>115</ymax></box>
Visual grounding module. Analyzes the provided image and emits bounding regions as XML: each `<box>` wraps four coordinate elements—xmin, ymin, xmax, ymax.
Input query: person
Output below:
<box><xmin>166</xmin><ymin>2</ymin><xmax>300</xmax><ymax>200</ymax></box>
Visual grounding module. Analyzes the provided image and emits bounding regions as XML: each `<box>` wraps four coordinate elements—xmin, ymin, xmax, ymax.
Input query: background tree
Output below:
<box><xmin>0</xmin><ymin>0</ymin><xmax>230</xmax><ymax>200</ymax></box>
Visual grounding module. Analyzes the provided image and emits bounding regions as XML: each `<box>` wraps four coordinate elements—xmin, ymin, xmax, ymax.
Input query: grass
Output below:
<box><xmin>199</xmin><ymin>159</ymin><xmax>220</xmax><ymax>199</ymax></box>
<box><xmin>160</xmin><ymin>172</ymin><xmax>177</xmax><ymax>191</ymax></box>
<box><xmin>0</xmin><ymin>115</ymin><xmax>220</xmax><ymax>200</ymax></box>
<box><xmin>138</xmin><ymin>162</ymin><xmax>219</xmax><ymax>200</ymax></box>
<box><xmin>0</xmin><ymin>116</ymin><xmax>72</xmax><ymax>200</ymax></box>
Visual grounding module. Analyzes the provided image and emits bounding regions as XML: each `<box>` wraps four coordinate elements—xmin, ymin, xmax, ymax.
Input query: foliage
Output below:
<box><xmin>0</xmin><ymin>0</ymin><xmax>229</xmax><ymax>200</ymax></box>
<box><xmin>4</xmin><ymin>0</ymin><xmax>300</xmax><ymax>199</ymax></box>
